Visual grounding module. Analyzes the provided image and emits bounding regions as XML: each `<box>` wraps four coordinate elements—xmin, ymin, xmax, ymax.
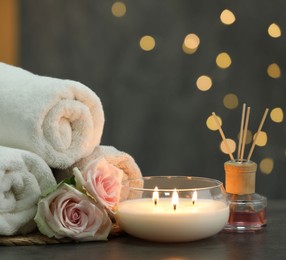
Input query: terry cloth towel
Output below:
<box><xmin>55</xmin><ymin>145</ymin><xmax>143</xmax><ymax>200</ymax></box>
<box><xmin>0</xmin><ymin>146</ymin><xmax>57</xmax><ymax>236</ymax></box>
<box><xmin>0</xmin><ymin>62</ymin><xmax>104</xmax><ymax>168</ymax></box>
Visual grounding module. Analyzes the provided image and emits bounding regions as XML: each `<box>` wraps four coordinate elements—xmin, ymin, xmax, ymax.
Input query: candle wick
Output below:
<box><xmin>154</xmin><ymin>199</ymin><xmax>158</xmax><ymax>206</ymax></box>
<box><xmin>173</xmin><ymin>204</ymin><xmax>177</xmax><ymax>211</ymax></box>
<box><xmin>192</xmin><ymin>200</ymin><xmax>195</xmax><ymax>206</ymax></box>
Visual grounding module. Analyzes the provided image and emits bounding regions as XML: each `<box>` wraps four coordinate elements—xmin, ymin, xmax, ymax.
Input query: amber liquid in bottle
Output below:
<box><xmin>225</xmin><ymin>194</ymin><xmax>267</xmax><ymax>232</ymax></box>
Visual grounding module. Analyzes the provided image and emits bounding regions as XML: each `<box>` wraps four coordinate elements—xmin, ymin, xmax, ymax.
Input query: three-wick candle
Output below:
<box><xmin>116</xmin><ymin>187</ymin><xmax>229</xmax><ymax>242</ymax></box>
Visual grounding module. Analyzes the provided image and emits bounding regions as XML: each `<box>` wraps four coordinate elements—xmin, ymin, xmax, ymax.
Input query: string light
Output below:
<box><xmin>196</xmin><ymin>75</ymin><xmax>212</xmax><ymax>91</ymax></box>
<box><xmin>268</xmin><ymin>23</ymin><xmax>281</xmax><ymax>38</ymax></box>
<box><xmin>111</xmin><ymin>1</ymin><xmax>126</xmax><ymax>17</ymax></box>
<box><xmin>182</xmin><ymin>33</ymin><xmax>200</xmax><ymax>54</ymax></box>
<box><xmin>139</xmin><ymin>35</ymin><xmax>156</xmax><ymax>51</ymax></box>
<box><xmin>270</xmin><ymin>107</ymin><xmax>284</xmax><ymax>123</ymax></box>
<box><xmin>237</xmin><ymin>130</ymin><xmax>253</xmax><ymax>145</ymax></box>
<box><xmin>267</xmin><ymin>63</ymin><xmax>281</xmax><ymax>78</ymax></box>
<box><xmin>259</xmin><ymin>158</ymin><xmax>274</xmax><ymax>174</ymax></box>
<box><xmin>220</xmin><ymin>9</ymin><xmax>236</xmax><ymax>25</ymax></box>
<box><xmin>220</xmin><ymin>138</ymin><xmax>236</xmax><ymax>154</ymax></box>
<box><xmin>223</xmin><ymin>93</ymin><xmax>239</xmax><ymax>109</ymax></box>
<box><xmin>216</xmin><ymin>52</ymin><xmax>232</xmax><ymax>69</ymax></box>
<box><xmin>253</xmin><ymin>131</ymin><xmax>267</xmax><ymax>146</ymax></box>
<box><xmin>206</xmin><ymin>115</ymin><xmax>222</xmax><ymax>131</ymax></box>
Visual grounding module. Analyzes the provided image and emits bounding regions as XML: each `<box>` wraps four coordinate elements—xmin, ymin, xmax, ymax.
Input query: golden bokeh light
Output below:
<box><xmin>270</xmin><ymin>107</ymin><xmax>284</xmax><ymax>123</ymax></box>
<box><xmin>259</xmin><ymin>158</ymin><xmax>274</xmax><ymax>174</ymax></box>
<box><xmin>182</xmin><ymin>44</ymin><xmax>197</xmax><ymax>54</ymax></box>
<box><xmin>268</xmin><ymin>23</ymin><xmax>281</xmax><ymax>38</ymax></box>
<box><xmin>196</xmin><ymin>75</ymin><xmax>212</xmax><ymax>91</ymax></box>
<box><xmin>182</xmin><ymin>33</ymin><xmax>200</xmax><ymax>54</ymax></box>
<box><xmin>237</xmin><ymin>130</ymin><xmax>253</xmax><ymax>144</ymax></box>
<box><xmin>139</xmin><ymin>35</ymin><xmax>156</xmax><ymax>51</ymax></box>
<box><xmin>253</xmin><ymin>131</ymin><xmax>267</xmax><ymax>146</ymax></box>
<box><xmin>245</xmin><ymin>130</ymin><xmax>253</xmax><ymax>144</ymax></box>
<box><xmin>220</xmin><ymin>138</ymin><xmax>236</xmax><ymax>154</ymax></box>
<box><xmin>220</xmin><ymin>9</ymin><xmax>236</xmax><ymax>25</ymax></box>
<box><xmin>111</xmin><ymin>1</ymin><xmax>127</xmax><ymax>17</ymax></box>
<box><xmin>223</xmin><ymin>93</ymin><xmax>239</xmax><ymax>109</ymax></box>
<box><xmin>267</xmin><ymin>63</ymin><xmax>281</xmax><ymax>78</ymax></box>
<box><xmin>216</xmin><ymin>52</ymin><xmax>232</xmax><ymax>69</ymax></box>
<box><xmin>206</xmin><ymin>115</ymin><xmax>222</xmax><ymax>131</ymax></box>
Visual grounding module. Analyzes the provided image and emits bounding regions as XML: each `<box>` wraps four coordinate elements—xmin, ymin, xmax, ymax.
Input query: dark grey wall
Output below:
<box><xmin>20</xmin><ymin>0</ymin><xmax>286</xmax><ymax>198</ymax></box>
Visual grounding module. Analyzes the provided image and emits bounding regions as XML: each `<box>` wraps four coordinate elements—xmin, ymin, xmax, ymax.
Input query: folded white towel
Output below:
<box><xmin>0</xmin><ymin>62</ymin><xmax>104</xmax><ymax>168</ymax></box>
<box><xmin>55</xmin><ymin>145</ymin><xmax>143</xmax><ymax>200</ymax></box>
<box><xmin>0</xmin><ymin>146</ymin><xmax>57</xmax><ymax>236</ymax></box>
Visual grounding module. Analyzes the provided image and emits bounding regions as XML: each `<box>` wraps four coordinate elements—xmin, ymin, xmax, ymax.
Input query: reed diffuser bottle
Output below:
<box><xmin>212</xmin><ymin>104</ymin><xmax>269</xmax><ymax>232</ymax></box>
<box><xmin>223</xmin><ymin>160</ymin><xmax>267</xmax><ymax>232</ymax></box>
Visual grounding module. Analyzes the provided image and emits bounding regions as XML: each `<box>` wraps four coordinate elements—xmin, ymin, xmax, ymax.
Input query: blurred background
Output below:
<box><xmin>1</xmin><ymin>0</ymin><xmax>285</xmax><ymax>198</ymax></box>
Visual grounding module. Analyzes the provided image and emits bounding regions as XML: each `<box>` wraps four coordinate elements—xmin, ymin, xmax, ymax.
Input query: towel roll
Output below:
<box><xmin>0</xmin><ymin>146</ymin><xmax>57</xmax><ymax>236</ymax></box>
<box><xmin>0</xmin><ymin>62</ymin><xmax>104</xmax><ymax>168</ymax></box>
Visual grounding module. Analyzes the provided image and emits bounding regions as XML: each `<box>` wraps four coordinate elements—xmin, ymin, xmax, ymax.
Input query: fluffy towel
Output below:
<box><xmin>0</xmin><ymin>62</ymin><xmax>104</xmax><ymax>168</ymax></box>
<box><xmin>0</xmin><ymin>146</ymin><xmax>57</xmax><ymax>236</ymax></box>
<box><xmin>54</xmin><ymin>145</ymin><xmax>143</xmax><ymax>200</ymax></box>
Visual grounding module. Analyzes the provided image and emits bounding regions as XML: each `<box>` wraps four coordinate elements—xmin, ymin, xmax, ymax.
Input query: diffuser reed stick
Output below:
<box><xmin>237</xmin><ymin>103</ymin><xmax>246</xmax><ymax>160</ymax></box>
<box><xmin>212</xmin><ymin>112</ymin><xmax>235</xmax><ymax>161</ymax></box>
<box><xmin>240</xmin><ymin>106</ymin><xmax>251</xmax><ymax>160</ymax></box>
<box><xmin>247</xmin><ymin>108</ymin><xmax>269</xmax><ymax>161</ymax></box>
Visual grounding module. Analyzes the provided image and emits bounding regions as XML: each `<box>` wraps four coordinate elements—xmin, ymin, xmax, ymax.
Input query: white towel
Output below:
<box><xmin>55</xmin><ymin>145</ymin><xmax>143</xmax><ymax>200</ymax></box>
<box><xmin>0</xmin><ymin>146</ymin><xmax>57</xmax><ymax>236</ymax></box>
<box><xmin>0</xmin><ymin>62</ymin><xmax>104</xmax><ymax>168</ymax></box>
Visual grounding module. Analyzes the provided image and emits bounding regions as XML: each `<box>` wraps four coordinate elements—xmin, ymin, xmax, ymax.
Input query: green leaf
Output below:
<box><xmin>41</xmin><ymin>176</ymin><xmax>76</xmax><ymax>198</ymax></box>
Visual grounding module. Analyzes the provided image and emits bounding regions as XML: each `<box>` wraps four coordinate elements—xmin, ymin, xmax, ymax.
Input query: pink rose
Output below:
<box><xmin>73</xmin><ymin>158</ymin><xmax>123</xmax><ymax>211</ymax></box>
<box><xmin>34</xmin><ymin>183</ymin><xmax>112</xmax><ymax>241</ymax></box>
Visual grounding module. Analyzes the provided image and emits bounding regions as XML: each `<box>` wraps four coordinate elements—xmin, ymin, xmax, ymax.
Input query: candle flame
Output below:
<box><xmin>172</xmin><ymin>188</ymin><xmax>179</xmax><ymax>210</ymax></box>
<box><xmin>192</xmin><ymin>190</ymin><xmax>197</xmax><ymax>205</ymax></box>
<box><xmin>152</xmin><ymin>186</ymin><xmax>159</xmax><ymax>205</ymax></box>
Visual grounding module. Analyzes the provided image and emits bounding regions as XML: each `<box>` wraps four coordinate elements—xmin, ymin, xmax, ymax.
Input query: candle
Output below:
<box><xmin>116</xmin><ymin>197</ymin><xmax>229</xmax><ymax>242</ymax></box>
<box><xmin>117</xmin><ymin>176</ymin><xmax>229</xmax><ymax>242</ymax></box>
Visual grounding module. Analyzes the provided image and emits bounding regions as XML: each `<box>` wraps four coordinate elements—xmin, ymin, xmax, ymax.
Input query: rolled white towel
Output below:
<box><xmin>0</xmin><ymin>62</ymin><xmax>104</xmax><ymax>168</ymax></box>
<box><xmin>0</xmin><ymin>146</ymin><xmax>57</xmax><ymax>236</ymax></box>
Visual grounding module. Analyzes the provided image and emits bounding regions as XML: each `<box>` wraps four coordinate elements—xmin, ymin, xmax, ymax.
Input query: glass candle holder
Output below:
<box><xmin>223</xmin><ymin>160</ymin><xmax>267</xmax><ymax>232</ymax></box>
<box><xmin>115</xmin><ymin>176</ymin><xmax>229</xmax><ymax>242</ymax></box>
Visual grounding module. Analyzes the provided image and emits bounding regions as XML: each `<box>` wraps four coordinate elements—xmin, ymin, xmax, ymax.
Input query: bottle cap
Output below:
<box><xmin>224</xmin><ymin>160</ymin><xmax>257</xmax><ymax>194</ymax></box>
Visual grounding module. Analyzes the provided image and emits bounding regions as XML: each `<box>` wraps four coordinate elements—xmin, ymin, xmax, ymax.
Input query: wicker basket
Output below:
<box><xmin>0</xmin><ymin>224</ymin><xmax>123</xmax><ymax>246</ymax></box>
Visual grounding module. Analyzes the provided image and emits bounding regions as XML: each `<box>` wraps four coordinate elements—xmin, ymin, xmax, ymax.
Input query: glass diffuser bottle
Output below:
<box><xmin>223</xmin><ymin>159</ymin><xmax>267</xmax><ymax>232</ymax></box>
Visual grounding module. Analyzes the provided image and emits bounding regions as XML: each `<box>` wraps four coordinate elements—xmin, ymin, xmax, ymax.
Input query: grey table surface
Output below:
<box><xmin>1</xmin><ymin>200</ymin><xmax>286</xmax><ymax>260</ymax></box>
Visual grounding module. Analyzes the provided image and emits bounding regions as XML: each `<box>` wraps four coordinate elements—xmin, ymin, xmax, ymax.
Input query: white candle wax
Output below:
<box><xmin>116</xmin><ymin>198</ymin><xmax>229</xmax><ymax>242</ymax></box>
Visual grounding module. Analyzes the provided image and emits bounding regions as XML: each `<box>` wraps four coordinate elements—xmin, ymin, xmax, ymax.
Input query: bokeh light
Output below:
<box><xmin>206</xmin><ymin>115</ymin><xmax>222</xmax><ymax>131</ymax></box>
<box><xmin>220</xmin><ymin>138</ymin><xmax>236</xmax><ymax>154</ymax></box>
<box><xmin>253</xmin><ymin>131</ymin><xmax>267</xmax><ymax>146</ymax></box>
<box><xmin>139</xmin><ymin>35</ymin><xmax>156</xmax><ymax>51</ymax></box>
<box><xmin>111</xmin><ymin>1</ymin><xmax>126</xmax><ymax>17</ymax></box>
<box><xmin>216</xmin><ymin>52</ymin><xmax>232</xmax><ymax>69</ymax></box>
<box><xmin>182</xmin><ymin>33</ymin><xmax>200</xmax><ymax>54</ymax></box>
<box><xmin>268</xmin><ymin>23</ymin><xmax>281</xmax><ymax>38</ymax></box>
<box><xmin>267</xmin><ymin>63</ymin><xmax>281</xmax><ymax>78</ymax></box>
<box><xmin>220</xmin><ymin>9</ymin><xmax>236</xmax><ymax>25</ymax></box>
<box><xmin>237</xmin><ymin>130</ymin><xmax>253</xmax><ymax>145</ymax></box>
<box><xmin>223</xmin><ymin>93</ymin><xmax>239</xmax><ymax>109</ymax></box>
<box><xmin>259</xmin><ymin>158</ymin><xmax>274</xmax><ymax>174</ymax></box>
<box><xmin>196</xmin><ymin>75</ymin><xmax>212</xmax><ymax>91</ymax></box>
<box><xmin>270</xmin><ymin>107</ymin><xmax>284</xmax><ymax>123</ymax></box>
